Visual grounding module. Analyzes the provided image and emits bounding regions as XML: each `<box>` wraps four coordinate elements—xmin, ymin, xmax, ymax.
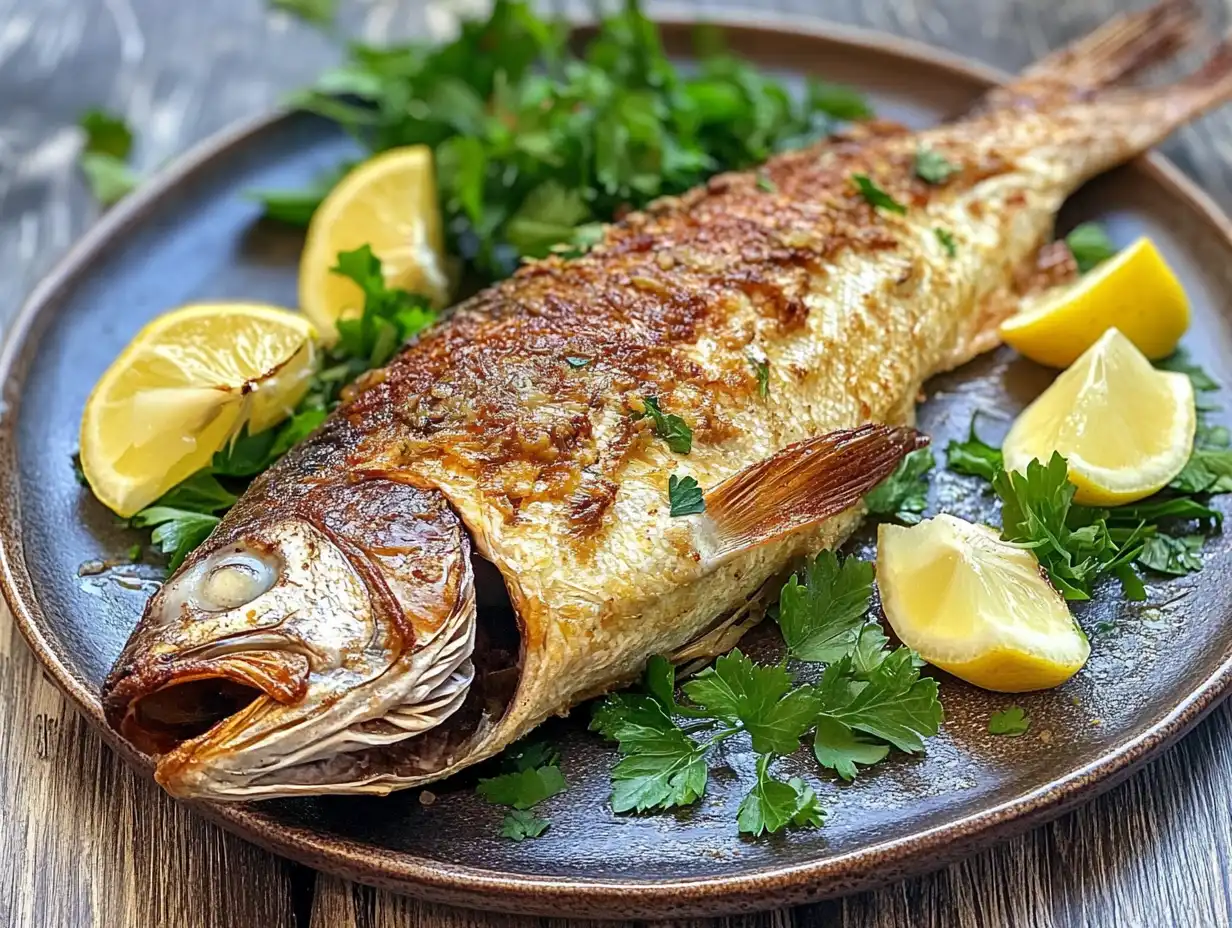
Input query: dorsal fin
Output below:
<box><xmin>697</xmin><ymin>425</ymin><xmax>926</xmax><ymax>563</ymax></box>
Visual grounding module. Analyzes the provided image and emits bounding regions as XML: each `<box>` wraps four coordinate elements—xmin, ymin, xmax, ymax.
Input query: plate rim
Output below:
<box><xmin>4</xmin><ymin>9</ymin><xmax>1232</xmax><ymax>918</ymax></box>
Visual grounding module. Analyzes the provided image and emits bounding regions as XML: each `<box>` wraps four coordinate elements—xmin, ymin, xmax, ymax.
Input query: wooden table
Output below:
<box><xmin>3</xmin><ymin>0</ymin><xmax>1232</xmax><ymax>924</ymax></box>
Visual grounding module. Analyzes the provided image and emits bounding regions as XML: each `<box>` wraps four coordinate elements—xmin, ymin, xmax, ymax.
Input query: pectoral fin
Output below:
<box><xmin>698</xmin><ymin>425</ymin><xmax>926</xmax><ymax>562</ymax></box>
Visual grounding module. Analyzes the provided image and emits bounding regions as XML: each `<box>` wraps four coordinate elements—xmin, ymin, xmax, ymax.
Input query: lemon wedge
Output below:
<box><xmin>299</xmin><ymin>146</ymin><xmax>449</xmax><ymax>342</ymax></box>
<box><xmin>999</xmin><ymin>237</ymin><xmax>1188</xmax><ymax>368</ymax></box>
<box><xmin>1002</xmin><ymin>328</ymin><xmax>1195</xmax><ymax>506</ymax></box>
<box><xmin>80</xmin><ymin>303</ymin><xmax>317</xmax><ymax>517</ymax></box>
<box><xmin>878</xmin><ymin>514</ymin><xmax>1089</xmax><ymax>692</ymax></box>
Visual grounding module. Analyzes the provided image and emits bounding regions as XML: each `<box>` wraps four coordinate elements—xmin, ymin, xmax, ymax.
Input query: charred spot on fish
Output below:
<box><xmin>127</xmin><ymin>678</ymin><xmax>263</xmax><ymax>755</ymax></box>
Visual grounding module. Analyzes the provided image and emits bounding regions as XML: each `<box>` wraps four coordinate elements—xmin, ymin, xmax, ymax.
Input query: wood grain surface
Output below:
<box><xmin>3</xmin><ymin>1</ymin><xmax>1232</xmax><ymax>925</ymax></box>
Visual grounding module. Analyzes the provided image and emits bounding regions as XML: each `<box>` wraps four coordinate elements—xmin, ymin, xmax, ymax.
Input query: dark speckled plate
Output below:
<box><xmin>5</xmin><ymin>13</ymin><xmax>1232</xmax><ymax>919</ymax></box>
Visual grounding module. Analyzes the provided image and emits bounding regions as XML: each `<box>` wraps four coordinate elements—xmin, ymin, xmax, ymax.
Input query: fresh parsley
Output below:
<box><xmin>852</xmin><ymin>174</ymin><xmax>907</xmax><ymax>215</ymax></box>
<box><xmin>1065</xmin><ymin>223</ymin><xmax>1116</xmax><ymax>274</ymax></box>
<box><xmin>500</xmin><ymin>809</ymin><xmax>551</xmax><ymax>841</ymax></box>
<box><xmin>987</xmin><ymin>707</ymin><xmax>1030</xmax><ymax>736</ymax></box>
<box><xmin>476</xmin><ymin>764</ymin><xmax>567</xmax><ymax>810</ymax></box>
<box><xmin>668</xmin><ymin>474</ymin><xmax>705</xmax><ymax>517</ymax></box>
<box><xmin>637</xmin><ymin>396</ymin><xmax>693</xmax><ymax>454</ymax></box>
<box><xmin>78</xmin><ymin>109</ymin><xmax>138</xmax><ymax>205</ymax></box>
<box><xmin>274</xmin><ymin>0</ymin><xmax>873</xmax><ymax>280</ymax></box>
<box><xmin>749</xmin><ymin>354</ymin><xmax>770</xmax><ymax>398</ymax></box>
<box><xmin>270</xmin><ymin>0</ymin><xmax>336</xmax><ymax>26</ymax></box>
<box><xmin>914</xmin><ymin>148</ymin><xmax>957</xmax><ymax>184</ymax></box>
<box><xmin>331</xmin><ymin>245</ymin><xmax>437</xmax><ymax>368</ymax></box>
<box><xmin>1138</xmin><ymin>533</ymin><xmax>1204</xmax><ymax>576</ymax></box>
<box><xmin>945</xmin><ymin>415</ymin><xmax>1003</xmax><ymax>481</ymax></box>
<box><xmin>593</xmin><ymin>554</ymin><xmax>943</xmax><ymax>835</ymax></box>
<box><xmin>934</xmin><ymin>227</ymin><xmax>957</xmax><ymax>258</ymax></box>
<box><xmin>736</xmin><ymin>755</ymin><xmax>825</xmax><ymax>837</ymax></box>
<box><xmin>864</xmin><ymin>447</ymin><xmax>934</xmax><ymax>524</ymax></box>
<box><xmin>129</xmin><ymin>508</ymin><xmax>221</xmax><ymax>570</ymax></box>
<box><xmin>756</xmin><ymin>173</ymin><xmax>778</xmax><ymax>194</ymax></box>
<box><xmin>775</xmin><ymin>551</ymin><xmax>875</xmax><ymax>662</ymax></box>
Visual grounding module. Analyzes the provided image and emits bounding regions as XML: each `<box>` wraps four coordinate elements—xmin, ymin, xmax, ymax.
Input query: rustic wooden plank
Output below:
<box><xmin>4</xmin><ymin>1</ymin><xmax>1232</xmax><ymax>927</ymax></box>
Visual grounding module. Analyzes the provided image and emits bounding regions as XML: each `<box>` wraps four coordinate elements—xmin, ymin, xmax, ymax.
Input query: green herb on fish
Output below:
<box><xmin>756</xmin><ymin>174</ymin><xmax>778</xmax><ymax>194</ymax></box>
<box><xmin>749</xmin><ymin>354</ymin><xmax>770</xmax><ymax>398</ymax></box>
<box><xmin>565</xmin><ymin>356</ymin><xmax>591</xmax><ymax>369</ymax></box>
<box><xmin>852</xmin><ymin>173</ymin><xmax>907</xmax><ymax>215</ymax></box>
<box><xmin>914</xmin><ymin>148</ymin><xmax>958</xmax><ymax>184</ymax></box>
<box><xmin>667</xmin><ymin>474</ymin><xmax>705</xmax><ymax>517</ymax></box>
<box><xmin>637</xmin><ymin>396</ymin><xmax>693</xmax><ymax>454</ymax></box>
<box><xmin>987</xmin><ymin>707</ymin><xmax>1030</xmax><ymax>736</ymax></box>
<box><xmin>934</xmin><ymin>227</ymin><xmax>958</xmax><ymax>257</ymax></box>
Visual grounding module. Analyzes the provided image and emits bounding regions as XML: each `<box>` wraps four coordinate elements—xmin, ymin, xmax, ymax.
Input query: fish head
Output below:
<box><xmin>102</xmin><ymin>476</ymin><xmax>478</xmax><ymax>799</ymax></box>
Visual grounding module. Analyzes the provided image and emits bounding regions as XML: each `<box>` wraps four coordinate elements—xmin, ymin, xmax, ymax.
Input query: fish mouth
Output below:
<box><xmin>106</xmin><ymin>651</ymin><xmax>310</xmax><ymax>756</ymax></box>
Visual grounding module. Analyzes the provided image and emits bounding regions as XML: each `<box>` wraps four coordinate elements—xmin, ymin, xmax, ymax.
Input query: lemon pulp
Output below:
<box><xmin>299</xmin><ymin>145</ymin><xmax>448</xmax><ymax>342</ymax></box>
<box><xmin>80</xmin><ymin>303</ymin><xmax>317</xmax><ymax>517</ymax></box>
<box><xmin>999</xmin><ymin>236</ymin><xmax>1189</xmax><ymax>368</ymax></box>
<box><xmin>1002</xmin><ymin>327</ymin><xmax>1195</xmax><ymax>506</ymax></box>
<box><xmin>878</xmin><ymin>514</ymin><xmax>1089</xmax><ymax>692</ymax></box>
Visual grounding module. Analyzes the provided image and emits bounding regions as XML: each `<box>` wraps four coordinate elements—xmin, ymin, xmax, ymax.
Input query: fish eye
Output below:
<box><xmin>196</xmin><ymin>551</ymin><xmax>278</xmax><ymax>611</ymax></box>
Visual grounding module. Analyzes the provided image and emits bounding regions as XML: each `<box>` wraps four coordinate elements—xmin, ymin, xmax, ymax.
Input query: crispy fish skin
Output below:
<box><xmin>103</xmin><ymin>0</ymin><xmax>1232</xmax><ymax>799</ymax></box>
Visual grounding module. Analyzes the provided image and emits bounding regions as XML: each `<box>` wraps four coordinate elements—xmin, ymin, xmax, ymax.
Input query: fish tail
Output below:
<box><xmin>987</xmin><ymin>0</ymin><xmax>1199</xmax><ymax>107</ymax></box>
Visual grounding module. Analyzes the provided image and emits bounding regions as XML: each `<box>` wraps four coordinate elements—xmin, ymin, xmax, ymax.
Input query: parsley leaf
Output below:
<box><xmin>668</xmin><ymin>474</ymin><xmax>705</xmax><ymax>517</ymax></box>
<box><xmin>331</xmin><ymin>245</ymin><xmax>437</xmax><ymax>367</ymax></box>
<box><xmin>934</xmin><ymin>227</ymin><xmax>957</xmax><ymax>257</ymax></box>
<box><xmin>153</xmin><ymin>472</ymin><xmax>237</xmax><ymax>513</ymax></box>
<box><xmin>476</xmin><ymin>765</ymin><xmax>567</xmax><ymax>810</ymax></box>
<box><xmin>736</xmin><ymin>755</ymin><xmax>825</xmax><ymax>836</ymax></box>
<box><xmin>852</xmin><ymin>174</ymin><xmax>907</xmax><ymax>215</ymax></box>
<box><xmin>816</xmin><ymin>649</ymin><xmax>943</xmax><ymax>753</ymax></box>
<box><xmin>1065</xmin><ymin>223</ymin><xmax>1116</xmax><ymax>274</ymax></box>
<box><xmin>1157</xmin><ymin>348</ymin><xmax>1220</xmax><ymax>393</ymax></box>
<box><xmin>749</xmin><ymin>354</ymin><xmax>770</xmax><ymax>398</ymax></box>
<box><xmin>756</xmin><ymin>173</ymin><xmax>777</xmax><ymax>193</ymax></box>
<box><xmin>638</xmin><ymin>396</ymin><xmax>693</xmax><ymax>454</ymax></box>
<box><xmin>1138</xmin><ymin>533</ymin><xmax>1205</xmax><ymax>576</ymax></box>
<box><xmin>593</xmin><ymin>693</ymin><xmax>710</xmax><ymax>813</ymax></box>
<box><xmin>775</xmin><ymin>551</ymin><xmax>874</xmax><ymax>662</ymax></box>
<box><xmin>1170</xmin><ymin>449</ymin><xmax>1232</xmax><ymax>494</ymax></box>
<box><xmin>806</xmin><ymin>80</ymin><xmax>873</xmax><ymax>121</ymax></box>
<box><xmin>812</xmin><ymin>717</ymin><xmax>890</xmax><ymax>781</ymax></box>
<box><xmin>681</xmin><ymin>650</ymin><xmax>820</xmax><ymax>755</ymax></box>
<box><xmin>914</xmin><ymin>148</ymin><xmax>957</xmax><ymax>184</ymax></box>
<box><xmin>129</xmin><ymin>507</ymin><xmax>220</xmax><ymax>570</ymax></box>
<box><xmin>865</xmin><ymin>447</ymin><xmax>934</xmax><ymax>523</ymax></box>
<box><xmin>987</xmin><ymin>707</ymin><xmax>1030</xmax><ymax>736</ymax></box>
<box><xmin>78</xmin><ymin>109</ymin><xmax>138</xmax><ymax>205</ymax></box>
<box><xmin>945</xmin><ymin>415</ymin><xmax>1003</xmax><ymax>481</ymax></box>
<box><xmin>501</xmin><ymin>739</ymin><xmax>561</xmax><ymax>772</ymax></box>
<box><xmin>500</xmin><ymin>809</ymin><xmax>550</xmax><ymax>841</ymax></box>
<box><xmin>270</xmin><ymin>0</ymin><xmax>336</xmax><ymax>25</ymax></box>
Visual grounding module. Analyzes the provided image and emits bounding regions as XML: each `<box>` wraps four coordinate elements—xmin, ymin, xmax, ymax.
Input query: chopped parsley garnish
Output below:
<box><xmin>128</xmin><ymin>508</ymin><xmax>220</xmax><ymax>570</ymax></box>
<box><xmin>756</xmin><ymin>174</ymin><xmax>778</xmax><ymax>194</ymax></box>
<box><xmin>593</xmin><ymin>553</ymin><xmax>942</xmax><ymax>835</ymax></box>
<box><xmin>78</xmin><ymin>109</ymin><xmax>138</xmax><ymax>206</ymax></box>
<box><xmin>806</xmin><ymin>80</ymin><xmax>874</xmax><ymax>121</ymax></box>
<box><xmin>637</xmin><ymin>396</ymin><xmax>693</xmax><ymax>454</ymax></box>
<box><xmin>864</xmin><ymin>447</ymin><xmax>934</xmax><ymax>524</ymax></box>
<box><xmin>914</xmin><ymin>148</ymin><xmax>958</xmax><ymax>184</ymax></box>
<box><xmin>667</xmin><ymin>474</ymin><xmax>705</xmax><ymax>517</ymax></box>
<box><xmin>852</xmin><ymin>174</ymin><xmax>907</xmax><ymax>215</ymax></box>
<box><xmin>330</xmin><ymin>245</ymin><xmax>437</xmax><ymax>367</ymax></box>
<box><xmin>1138</xmin><ymin>533</ymin><xmax>1205</xmax><ymax>575</ymax></box>
<box><xmin>499</xmin><ymin>810</ymin><xmax>551</xmax><ymax>841</ymax></box>
<box><xmin>565</xmin><ymin>356</ymin><xmax>591</xmax><ymax>369</ymax></box>
<box><xmin>988</xmin><ymin>707</ymin><xmax>1030</xmax><ymax>736</ymax></box>
<box><xmin>934</xmin><ymin>227</ymin><xmax>957</xmax><ymax>258</ymax></box>
<box><xmin>1065</xmin><ymin>223</ymin><xmax>1117</xmax><ymax>273</ymax></box>
<box><xmin>749</xmin><ymin>354</ymin><xmax>770</xmax><ymax>398</ymax></box>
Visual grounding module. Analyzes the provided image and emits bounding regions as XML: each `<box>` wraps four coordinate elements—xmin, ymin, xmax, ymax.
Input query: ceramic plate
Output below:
<box><xmin>5</xmin><ymin>13</ymin><xmax>1232</xmax><ymax>919</ymax></box>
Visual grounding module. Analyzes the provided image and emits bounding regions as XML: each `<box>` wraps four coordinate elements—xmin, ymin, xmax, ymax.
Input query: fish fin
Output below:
<box><xmin>700</xmin><ymin>425</ymin><xmax>926</xmax><ymax>562</ymax></box>
<box><xmin>986</xmin><ymin>0</ymin><xmax>1198</xmax><ymax>107</ymax></box>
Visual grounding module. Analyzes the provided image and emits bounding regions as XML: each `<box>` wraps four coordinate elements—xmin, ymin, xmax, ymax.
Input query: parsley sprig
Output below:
<box><xmin>120</xmin><ymin>248</ymin><xmax>433</xmax><ymax>568</ymax></box>
<box><xmin>592</xmin><ymin>554</ymin><xmax>942</xmax><ymax>836</ymax></box>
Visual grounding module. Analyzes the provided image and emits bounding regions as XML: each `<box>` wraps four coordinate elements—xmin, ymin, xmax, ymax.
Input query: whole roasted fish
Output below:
<box><xmin>102</xmin><ymin>0</ymin><xmax>1232</xmax><ymax>799</ymax></box>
